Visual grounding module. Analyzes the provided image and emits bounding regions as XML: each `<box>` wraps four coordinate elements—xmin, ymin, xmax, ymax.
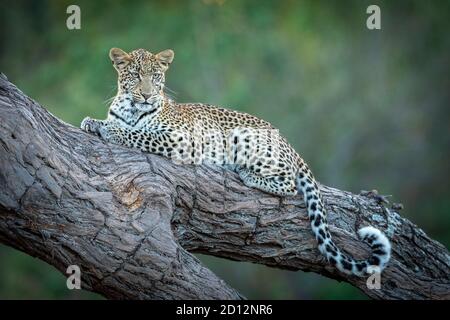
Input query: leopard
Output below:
<box><xmin>81</xmin><ymin>47</ymin><xmax>391</xmax><ymax>276</ymax></box>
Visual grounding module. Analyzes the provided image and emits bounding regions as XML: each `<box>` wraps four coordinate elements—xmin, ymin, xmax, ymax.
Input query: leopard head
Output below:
<box><xmin>109</xmin><ymin>47</ymin><xmax>174</xmax><ymax>106</ymax></box>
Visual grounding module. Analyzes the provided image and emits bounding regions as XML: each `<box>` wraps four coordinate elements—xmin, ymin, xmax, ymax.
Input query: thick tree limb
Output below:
<box><xmin>0</xmin><ymin>74</ymin><xmax>448</xmax><ymax>300</ymax></box>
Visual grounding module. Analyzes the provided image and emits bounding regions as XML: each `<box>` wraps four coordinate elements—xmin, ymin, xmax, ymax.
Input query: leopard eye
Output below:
<box><xmin>130</xmin><ymin>71</ymin><xmax>140</xmax><ymax>79</ymax></box>
<box><xmin>153</xmin><ymin>73</ymin><xmax>162</xmax><ymax>81</ymax></box>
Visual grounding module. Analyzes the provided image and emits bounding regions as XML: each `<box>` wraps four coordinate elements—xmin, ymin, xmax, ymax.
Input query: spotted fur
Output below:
<box><xmin>81</xmin><ymin>48</ymin><xmax>391</xmax><ymax>276</ymax></box>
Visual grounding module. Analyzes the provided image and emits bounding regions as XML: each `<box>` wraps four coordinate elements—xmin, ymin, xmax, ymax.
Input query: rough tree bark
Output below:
<box><xmin>0</xmin><ymin>74</ymin><xmax>449</xmax><ymax>300</ymax></box>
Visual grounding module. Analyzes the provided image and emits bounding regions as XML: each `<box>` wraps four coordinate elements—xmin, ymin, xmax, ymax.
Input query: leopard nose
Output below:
<box><xmin>141</xmin><ymin>93</ymin><xmax>151</xmax><ymax>100</ymax></box>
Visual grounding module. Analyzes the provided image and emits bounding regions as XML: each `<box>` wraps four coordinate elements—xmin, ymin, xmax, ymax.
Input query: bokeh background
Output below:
<box><xmin>0</xmin><ymin>0</ymin><xmax>449</xmax><ymax>299</ymax></box>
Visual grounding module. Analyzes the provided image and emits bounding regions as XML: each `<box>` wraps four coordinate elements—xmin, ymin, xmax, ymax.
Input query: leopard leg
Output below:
<box><xmin>237</xmin><ymin>168</ymin><xmax>297</xmax><ymax>196</ymax></box>
<box><xmin>81</xmin><ymin>117</ymin><xmax>130</xmax><ymax>146</ymax></box>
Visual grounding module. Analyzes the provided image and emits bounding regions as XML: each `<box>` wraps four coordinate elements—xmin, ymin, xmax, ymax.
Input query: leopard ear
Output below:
<box><xmin>156</xmin><ymin>49</ymin><xmax>174</xmax><ymax>68</ymax></box>
<box><xmin>109</xmin><ymin>48</ymin><xmax>131</xmax><ymax>69</ymax></box>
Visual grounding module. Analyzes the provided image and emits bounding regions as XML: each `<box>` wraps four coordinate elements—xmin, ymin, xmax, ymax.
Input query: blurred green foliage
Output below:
<box><xmin>0</xmin><ymin>0</ymin><xmax>448</xmax><ymax>299</ymax></box>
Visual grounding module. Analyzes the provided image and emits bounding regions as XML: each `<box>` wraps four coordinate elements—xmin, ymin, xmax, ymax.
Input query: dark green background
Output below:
<box><xmin>0</xmin><ymin>0</ymin><xmax>449</xmax><ymax>299</ymax></box>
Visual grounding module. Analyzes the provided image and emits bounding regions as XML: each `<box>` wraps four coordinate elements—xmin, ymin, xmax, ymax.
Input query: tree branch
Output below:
<box><xmin>0</xmin><ymin>74</ymin><xmax>448</xmax><ymax>299</ymax></box>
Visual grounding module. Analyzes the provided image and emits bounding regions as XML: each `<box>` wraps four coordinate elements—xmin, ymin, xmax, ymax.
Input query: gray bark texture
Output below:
<box><xmin>0</xmin><ymin>74</ymin><xmax>449</xmax><ymax>300</ymax></box>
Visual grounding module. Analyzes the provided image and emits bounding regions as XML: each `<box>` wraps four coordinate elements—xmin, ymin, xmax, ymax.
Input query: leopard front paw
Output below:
<box><xmin>81</xmin><ymin>117</ymin><xmax>101</xmax><ymax>135</ymax></box>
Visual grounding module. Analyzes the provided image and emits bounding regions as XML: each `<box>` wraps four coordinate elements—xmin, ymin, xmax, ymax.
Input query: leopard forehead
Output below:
<box><xmin>126</xmin><ymin>49</ymin><xmax>162</xmax><ymax>73</ymax></box>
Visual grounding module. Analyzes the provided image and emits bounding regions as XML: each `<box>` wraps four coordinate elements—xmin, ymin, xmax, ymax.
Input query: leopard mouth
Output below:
<box><xmin>145</xmin><ymin>97</ymin><xmax>162</xmax><ymax>105</ymax></box>
<box><xmin>132</xmin><ymin>96</ymin><xmax>159</xmax><ymax>104</ymax></box>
